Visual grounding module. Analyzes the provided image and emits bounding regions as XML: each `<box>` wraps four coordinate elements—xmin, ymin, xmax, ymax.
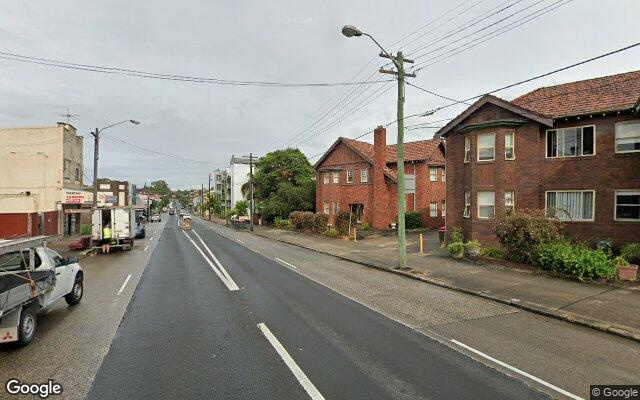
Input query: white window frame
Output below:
<box><xmin>504</xmin><ymin>131</ymin><xmax>515</xmax><ymax>160</ymax></box>
<box><xmin>464</xmin><ymin>136</ymin><xmax>470</xmax><ymax>163</ymax></box>
<box><xmin>441</xmin><ymin>169</ymin><xmax>446</xmax><ymax>182</ymax></box>
<box><xmin>332</xmin><ymin>171</ymin><xmax>339</xmax><ymax>184</ymax></box>
<box><xmin>614</xmin><ymin>120</ymin><xmax>640</xmax><ymax>154</ymax></box>
<box><xmin>504</xmin><ymin>190</ymin><xmax>514</xmax><ymax>214</ymax></box>
<box><xmin>477</xmin><ymin>132</ymin><xmax>495</xmax><ymax>162</ymax></box>
<box><xmin>323</xmin><ymin>202</ymin><xmax>330</xmax><ymax>215</ymax></box>
<box><xmin>333</xmin><ymin>202</ymin><xmax>339</xmax><ymax>214</ymax></box>
<box><xmin>360</xmin><ymin>168</ymin><xmax>368</xmax><ymax>183</ymax></box>
<box><xmin>429</xmin><ymin>202</ymin><xmax>438</xmax><ymax>218</ymax></box>
<box><xmin>477</xmin><ymin>191</ymin><xmax>495</xmax><ymax>220</ymax></box>
<box><xmin>346</xmin><ymin>168</ymin><xmax>354</xmax><ymax>183</ymax></box>
<box><xmin>323</xmin><ymin>172</ymin><xmax>329</xmax><ymax>184</ymax></box>
<box><xmin>463</xmin><ymin>191</ymin><xmax>471</xmax><ymax>218</ymax></box>
<box><xmin>614</xmin><ymin>190</ymin><xmax>640</xmax><ymax>221</ymax></box>
<box><xmin>429</xmin><ymin>167</ymin><xmax>437</xmax><ymax>182</ymax></box>
<box><xmin>545</xmin><ymin>125</ymin><xmax>596</xmax><ymax>158</ymax></box>
<box><xmin>442</xmin><ymin>200</ymin><xmax>446</xmax><ymax>217</ymax></box>
<box><xmin>545</xmin><ymin>190</ymin><xmax>595</xmax><ymax>222</ymax></box>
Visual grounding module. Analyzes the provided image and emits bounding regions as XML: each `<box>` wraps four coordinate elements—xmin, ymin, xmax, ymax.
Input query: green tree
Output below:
<box><xmin>252</xmin><ymin>148</ymin><xmax>315</xmax><ymax>221</ymax></box>
<box><xmin>234</xmin><ymin>200</ymin><xmax>248</xmax><ymax>216</ymax></box>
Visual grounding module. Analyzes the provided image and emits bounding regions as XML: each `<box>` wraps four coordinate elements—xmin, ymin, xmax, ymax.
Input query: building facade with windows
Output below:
<box><xmin>440</xmin><ymin>70</ymin><xmax>640</xmax><ymax>245</ymax></box>
<box><xmin>315</xmin><ymin>126</ymin><xmax>446</xmax><ymax>229</ymax></box>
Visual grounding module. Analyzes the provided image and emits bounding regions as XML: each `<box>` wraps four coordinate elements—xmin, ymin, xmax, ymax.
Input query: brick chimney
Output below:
<box><xmin>372</xmin><ymin>126</ymin><xmax>388</xmax><ymax>230</ymax></box>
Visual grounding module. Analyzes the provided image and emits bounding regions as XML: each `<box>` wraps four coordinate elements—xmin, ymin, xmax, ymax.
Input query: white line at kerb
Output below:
<box><xmin>450</xmin><ymin>340</ymin><xmax>583</xmax><ymax>400</ymax></box>
<box><xmin>117</xmin><ymin>274</ymin><xmax>132</xmax><ymax>295</ymax></box>
<box><xmin>257</xmin><ymin>323</ymin><xmax>325</xmax><ymax>400</ymax></box>
<box><xmin>275</xmin><ymin>258</ymin><xmax>298</xmax><ymax>270</ymax></box>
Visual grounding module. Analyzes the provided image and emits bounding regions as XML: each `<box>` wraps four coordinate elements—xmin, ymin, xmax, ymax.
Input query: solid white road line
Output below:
<box><xmin>117</xmin><ymin>274</ymin><xmax>132</xmax><ymax>295</ymax></box>
<box><xmin>191</xmin><ymin>230</ymin><xmax>236</xmax><ymax>285</ymax></box>
<box><xmin>450</xmin><ymin>339</ymin><xmax>583</xmax><ymax>400</ymax></box>
<box><xmin>275</xmin><ymin>258</ymin><xmax>298</xmax><ymax>270</ymax></box>
<box><xmin>257</xmin><ymin>323</ymin><xmax>325</xmax><ymax>400</ymax></box>
<box><xmin>182</xmin><ymin>231</ymin><xmax>239</xmax><ymax>291</ymax></box>
<box><xmin>144</xmin><ymin>245</ymin><xmax>149</xmax><ymax>252</ymax></box>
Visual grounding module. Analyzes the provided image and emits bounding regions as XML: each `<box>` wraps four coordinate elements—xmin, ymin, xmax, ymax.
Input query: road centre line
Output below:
<box><xmin>182</xmin><ymin>230</ymin><xmax>239</xmax><ymax>291</ymax></box>
<box><xmin>450</xmin><ymin>339</ymin><xmax>583</xmax><ymax>400</ymax></box>
<box><xmin>257</xmin><ymin>323</ymin><xmax>325</xmax><ymax>400</ymax></box>
<box><xmin>117</xmin><ymin>274</ymin><xmax>132</xmax><ymax>295</ymax></box>
<box><xmin>274</xmin><ymin>258</ymin><xmax>298</xmax><ymax>270</ymax></box>
<box><xmin>191</xmin><ymin>230</ymin><xmax>237</xmax><ymax>285</ymax></box>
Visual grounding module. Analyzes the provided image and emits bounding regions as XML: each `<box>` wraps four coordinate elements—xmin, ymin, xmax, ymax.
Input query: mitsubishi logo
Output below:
<box><xmin>2</xmin><ymin>331</ymin><xmax>13</xmax><ymax>340</ymax></box>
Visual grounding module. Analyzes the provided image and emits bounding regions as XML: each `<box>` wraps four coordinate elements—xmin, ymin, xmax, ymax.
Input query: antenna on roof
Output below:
<box><xmin>56</xmin><ymin>107</ymin><xmax>79</xmax><ymax>123</ymax></box>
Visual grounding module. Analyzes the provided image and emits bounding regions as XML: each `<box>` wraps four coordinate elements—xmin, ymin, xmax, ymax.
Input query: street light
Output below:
<box><xmin>91</xmin><ymin>119</ymin><xmax>140</xmax><ymax>207</ymax></box>
<box><xmin>342</xmin><ymin>25</ymin><xmax>415</xmax><ymax>270</ymax></box>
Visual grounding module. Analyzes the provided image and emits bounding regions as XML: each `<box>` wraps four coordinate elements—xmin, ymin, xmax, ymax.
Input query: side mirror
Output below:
<box><xmin>66</xmin><ymin>256</ymin><xmax>79</xmax><ymax>265</ymax></box>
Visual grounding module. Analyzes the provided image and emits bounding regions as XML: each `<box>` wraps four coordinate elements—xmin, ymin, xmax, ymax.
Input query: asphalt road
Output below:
<box><xmin>87</xmin><ymin>216</ymin><xmax>553</xmax><ymax>400</ymax></box>
<box><xmin>0</xmin><ymin>218</ymin><xmax>166</xmax><ymax>400</ymax></box>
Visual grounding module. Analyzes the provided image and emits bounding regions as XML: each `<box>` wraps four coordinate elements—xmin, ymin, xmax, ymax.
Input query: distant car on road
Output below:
<box><xmin>168</xmin><ymin>209</ymin><xmax>175</xmax><ymax>215</ymax></box>
<box><xmin>135</xmin><ymin>223</ymin><xmax>146</xmax><ymax>239</ymax></box>
<box><xmin>150</xmin><ymin>214</ymin><xmax>161</xmax><ymax>222</ymax></box>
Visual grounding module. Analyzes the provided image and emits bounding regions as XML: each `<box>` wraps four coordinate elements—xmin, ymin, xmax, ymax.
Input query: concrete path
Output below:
<box><xmin>248</xmin><ymin>225</ymin><xmax>640</xmax><ymax>341</ymax></box>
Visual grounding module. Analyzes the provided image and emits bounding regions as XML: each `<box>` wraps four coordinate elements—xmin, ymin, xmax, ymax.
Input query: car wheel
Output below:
<box><xmin>18</xmin><ymin>307</ymin><xmax>37</xmax><ymax>346</ymax></box>
<box><xmin>65</xmin><ymin>275</ymin><xmax>83</xmax><ymax>305</ymax></box>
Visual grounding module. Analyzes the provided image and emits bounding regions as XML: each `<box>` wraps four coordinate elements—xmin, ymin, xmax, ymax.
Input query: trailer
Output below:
<box><xmin>0</xmin><ymin>236</ymin><xmax>83</xmax><ymax>346</ymax></box>
<box><xmin>91</xmin><ymin>207</ymin><xmax>137</xmax><ymax>251</ymax></box>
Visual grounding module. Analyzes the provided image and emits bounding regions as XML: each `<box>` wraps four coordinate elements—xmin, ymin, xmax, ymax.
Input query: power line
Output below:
<box><xmin>0</xmin><ymin>51</ymin><xmax>393</xmax><ymax>87</ymax></box>
<box><xmin>406</xmin><ymin>82</ymin><xmax>471</xmax><ymax>105</ymax></box>
<box><xmin>101</xmin><ymin>135</ymin><xmax>225</xmax><ymax>165</ymax></box>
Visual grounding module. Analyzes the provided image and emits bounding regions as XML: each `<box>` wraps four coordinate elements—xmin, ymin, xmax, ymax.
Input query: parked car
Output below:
<box><xmin>150</xmin><ymin>214</ymin><xmax>161</xmax><ymax>222</ymax></box>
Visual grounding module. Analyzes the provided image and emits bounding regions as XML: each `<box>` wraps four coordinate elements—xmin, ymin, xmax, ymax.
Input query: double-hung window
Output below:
<box><xmin>477</xmin><ymin>133</ymin><xmax>495</xmax><ymax>161</ymax></box>
<box><xmin>441</xmin><ymin>169</ymin><xmax>446</xmax><ymax>182</ymax></box>
<box><xmin>505</xmin><ymin>132</ymin><xmax>515</xmax><ymax>160</ymax></box>
<box><xmin>346</xmin><ymin>169</ymin><xmax>354</xmax><ymax>183</ymax></box>
<box><xmin>546</xmin><ymin>190</ymin><xmax>594</xmax><ymax>221</ymax></box>
<box><xmin>360</xmin><ymin>168</ymin><xmax>368</xmax><ymax>183</ymax></box>
<box><xmin>615</xmin><ymin>121</ymin><xmax>640</xmax><ymax>153</ymax></box>
<box><xmin>323</xmin><ymin>202</ymin><xmax>330</xmax><ymax>215</ymax></box>
<box><xmin>615</xmin><ymin>190</ymin><xmax>640</xmax><ymax>221</ymax></box>
<box><xmin>323</xmin><ymin>172</ymin><xmax>329</xmax><ymax>184</ymax></box>
<box><xmin>429</xmin><ymin>167</ymin><xmax>437</xmax><ymax>182</ymax></box>
<box><xmin>429</xmin><ymin>202</ymin><xmax>438</xmax><ymax>217</ymax></box>
<box><xmin>332</xmin><ymin>171</ymin><xmax>339</xmax><ymax>184</ymax></box>
<box><xmin>333</xmin><ymin>202</ymin><xmax>339</xmax><ymax>214</ymax></box>
<box><xmin>477</xmin><ymin>191</ymin><xmax>495</xmax><ymax>219</ymax></box>
<box><xmin>464</xmin><ymin>136</ymin><xmax>471</xmax><ymax>163</ymax></box>
<box><xmin>546</xmin><ymin>126</ymin><xmax>595</xmax><ymax>157</ymax></box>
<box><xmin>442</xmin><ymin>200</ymin><xmax>446</xmax><ymax>217</ymax></box>
<box><xmin>463</xmin><ymin>191</ymin><xmax>471</xmax><ymax>218</ymax></box>
<box><xmin>504</xmin><ymin>191</ymin><xmax>514</xmax><ymax>214</ymax></box>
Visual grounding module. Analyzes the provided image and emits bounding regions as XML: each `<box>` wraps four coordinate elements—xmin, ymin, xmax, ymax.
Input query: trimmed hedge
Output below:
<box><xmin>495</xmin><ymin>209</ymin><xmax>562</xmax><ymax>264</ymax></box>
<box><xmin>289</xmin><ymin>211</ymin><xmax>328</xmax><ymax>233</ymax></box>
<box><xmin>405</xmin><ymin>212</ymin><xmax>423</xmax><ymax>229</ymax></box>
<box><xmin>334</xmin><ymin>211</ymin><xmax>353</xmax><ymax>236</ymax></box>
<box><xmin>537</xmin><ymin>242</ymin><xmax>617</xmax><ymax>281</ymax></box>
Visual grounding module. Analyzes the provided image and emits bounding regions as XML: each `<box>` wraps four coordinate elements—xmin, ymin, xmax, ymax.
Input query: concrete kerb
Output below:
<box><xmin>240</xmin><ymin>227</ymin><xmax>640</xmax><ymax>344</ymax></box>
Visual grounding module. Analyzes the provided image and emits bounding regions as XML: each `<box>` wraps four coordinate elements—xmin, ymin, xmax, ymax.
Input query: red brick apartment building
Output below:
<box><xmin>315</xmin><ymin>126</ymin><xmax>446</xmax><ymax>230</ymax></box>
<box><xmin>440</xmin><ymin>70</ymin><xmax>640</xmax><ymax>245</ymax></box>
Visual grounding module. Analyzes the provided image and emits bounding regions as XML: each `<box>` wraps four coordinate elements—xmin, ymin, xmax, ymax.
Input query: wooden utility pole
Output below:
<box><xmin>208</xmin><ymin>173</ymin><xmax>212</xmax><ymax>221</ymax></box>
<box><xmin>379</xmin><ymin>51</ymin><xmax>415</xmax><ymax>270</ymax></box>
<box><xmin>91</xmin><ymin>128</ymin><xmax>99</xmax><ymax>208</ymax></box>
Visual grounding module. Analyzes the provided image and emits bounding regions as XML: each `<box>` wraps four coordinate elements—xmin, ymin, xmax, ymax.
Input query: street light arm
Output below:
<box><xmin>98</xmin><ymin>119</ymin><xmax>140</xmax><ymax>134</ymax></box>
<box><xmin>362</xmin><ymin>33</ymin><xmax>400</xmax><ymax>69</ymax></box>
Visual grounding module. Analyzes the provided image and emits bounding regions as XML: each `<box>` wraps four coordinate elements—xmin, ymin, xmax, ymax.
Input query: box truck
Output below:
<box><xmin>91</xmin><ymin>207</ymin><xmax>136</xmax><ymax>251</ymax></box>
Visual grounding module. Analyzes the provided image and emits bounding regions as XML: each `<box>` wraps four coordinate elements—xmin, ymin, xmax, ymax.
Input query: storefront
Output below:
<box><xmin>62</xmin><ymin>189</ymin><xmax>93</xmax><ymax>236</ymax></box>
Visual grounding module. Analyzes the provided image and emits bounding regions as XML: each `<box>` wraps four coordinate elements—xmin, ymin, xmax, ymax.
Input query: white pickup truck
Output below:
<box><xmin>0</xmin><ymin>236</ymin><xmax>84</xmax><ymax>346</ymax></box>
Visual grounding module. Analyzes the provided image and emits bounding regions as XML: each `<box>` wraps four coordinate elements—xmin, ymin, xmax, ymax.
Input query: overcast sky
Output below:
<box><xmin>1</xmin><ymin>0</ymin><xmax>638</xmax><ymax>189</ymax></box>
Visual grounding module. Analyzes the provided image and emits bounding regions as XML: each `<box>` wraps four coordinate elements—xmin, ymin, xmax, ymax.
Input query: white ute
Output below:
<box><xmin>0</xmin><ymin>236</ymin><xmax>84</xmax><ymax>347</ymax></box>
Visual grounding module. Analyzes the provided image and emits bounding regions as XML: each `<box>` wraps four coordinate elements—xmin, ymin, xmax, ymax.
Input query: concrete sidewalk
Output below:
<box><xmin>243</xmin><ymin>224</ymin><xmax>640</xmax><ymax>342</ymax></box>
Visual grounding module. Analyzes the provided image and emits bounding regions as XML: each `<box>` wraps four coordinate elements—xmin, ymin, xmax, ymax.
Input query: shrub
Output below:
<box><xmin>361</xmin><ymin>223</ymin><xmax>371</xmax><ymax>231</ymax></box>
<box><xmin>274</xmin><ymin>217</ymin><xmax>293</xmax><ymax>230</ymax></box>
<box><xmin>323</xmin><ymin>227</ymin><xmax>338</xmax><ymax>237</ymax></box>
<box><xmin>537</xmin><ymin>243</ymin><xmax>617</xmax><ymax>281</ymax></box>
<box><xmin>447</xmin><ymin>242</ymin><xmax>465</xmax><ymax>255</ymax></box>
<box><xmin>405</xmin><ymin>212</ymin><xmax>423</xmax><ymax>229</ymax></box>
<box><xmin>234</xmin><ymin>200</ymin><xmax>248</xmax><ymax>216</ymax></box>
<box><xmin>495</xmin><ymin>209</ymin><xmax>563</xmax><ymax>264</ymax></box>
<box><xmin>334</xmin><ymin>211</ymin><xmax>353</xmax><ymax>236</ymax></box>
<box><xmin>464</xmin><ymin>239</ymin><xmax>481</xmax><ymax>249</ymax></box>
<box><xmin>310</xmin><ymin>213</ymin><xmax>329</xmax><ymax>233</ymax></box>
<box><xmin>450</xmin><ymin>226</ymin><xmax>464</xmax><ymax>243</ymax></box>
<box><xmin>613</xmin><ymin>256</ymin><xmax>629</xmax><ymax>267</ymax></box>
<box><xmin>290</xmin><ymin>211</ymin><xmax>313</xmax><ymax>230</ymax></box>
<box><xmin>480</xmin><ymin>247</ymin><xmax>505</xmax><ymax>259</ymax></box>
<box><xmin>620</xmin><ymin>242</ymin><xmax>640</xmax><ymax>264</ymax></box>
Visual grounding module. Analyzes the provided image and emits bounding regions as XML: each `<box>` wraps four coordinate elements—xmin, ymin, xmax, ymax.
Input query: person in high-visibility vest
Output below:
<box><xmin>101</xmin><ymin>224</ymin><xmax>112</xmax><ymax>254</ymax></box>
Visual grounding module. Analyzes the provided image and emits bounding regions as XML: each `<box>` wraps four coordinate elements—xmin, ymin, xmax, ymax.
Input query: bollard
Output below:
<box><xmin>353</xmin><ymin>228</ymin><xmax>357</xmax><ymax>242</ymax></box>
<box><xmin>419</xmin><ymin>233</ymin><xmax>424</xmax><ymax>253</ymax></box>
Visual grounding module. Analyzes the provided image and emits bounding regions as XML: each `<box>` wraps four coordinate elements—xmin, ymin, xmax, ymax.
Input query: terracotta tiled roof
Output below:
<box><xmin>512</xmin><ymin>70</ymin><xmax>640</xmax><ymax>118</ymax></box>
<box><xmin>342</xmin><ymin>137</ymin><xmax>442</xmax><ymax>163</ymax></box>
